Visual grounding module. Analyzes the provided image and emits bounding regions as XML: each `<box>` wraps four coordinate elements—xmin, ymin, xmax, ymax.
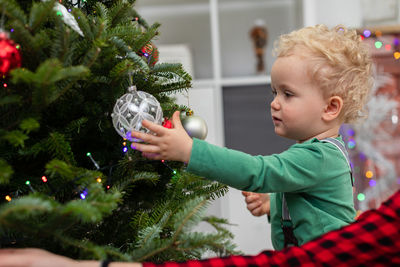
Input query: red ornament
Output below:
<box><xmin>138</xmin><ymin>43</ymin><xmax>159</xmax><ymax>66</ymax></box>
<box><xmin>0</xmin><ymin>32</ymin><xmax>22</xmax><ymax>76</ymax></box>
<box><xmin>162</xmin><ymin>118</ymin><xmax>173</xmax><ymax>129</ymax></box>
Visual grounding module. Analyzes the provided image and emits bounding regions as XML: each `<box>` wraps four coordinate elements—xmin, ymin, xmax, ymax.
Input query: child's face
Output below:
<box><xmin>270</xmin><ymin>53</ymin><xmax>328</xmax><ymax>142</ymax></box>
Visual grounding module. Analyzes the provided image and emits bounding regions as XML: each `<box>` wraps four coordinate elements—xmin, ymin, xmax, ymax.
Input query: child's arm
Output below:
<box><xmin>131</xmin><ymin>111</ymin><xmax>193</xmax><ymax>163</ymax></box>
<box><xmin>242</xmin><ymin>191</ymin><xmax>270</xmax><ymax>216</ymax></box>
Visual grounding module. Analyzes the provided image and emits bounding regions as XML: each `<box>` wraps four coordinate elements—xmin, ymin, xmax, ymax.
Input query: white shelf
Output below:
<box><xmin>219</xmin><ymin>0</ymin><xmax>293</xmax><ymax>12</ymax></box>
<box><xmin>193</xmin><ymin>75</ymin><xmax>271</xmax><ymax>89</ymax></box>
<box><xmin>136</xmin><ymin>0</ymin><xmax>293</xmax><ymax>17</ymax></box>
<box><xmin>136</xmin><ymin>2</ymin><xmax>209</xmax><ymax>17</ymax></box>
<box><xmin>221</xmin><ymin>75</ymin><xmax>271</xmax><ymax>87</ymax></box>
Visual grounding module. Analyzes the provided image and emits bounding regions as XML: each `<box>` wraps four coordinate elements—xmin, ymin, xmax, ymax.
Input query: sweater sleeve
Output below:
<box><xmin>186</xmin><ymin>138</ymin><xmax>327</xmax><ymax>193</ymax></box>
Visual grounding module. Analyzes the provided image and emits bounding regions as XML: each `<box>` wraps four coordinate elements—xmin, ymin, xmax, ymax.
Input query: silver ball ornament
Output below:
<box><xmin>181</xmin><ymin>115</ymin><xmax>208</xmax><ymax>140</ymax></box>
<box><xmin>111</xmin><ymin>86</ymin><xmax>163</xmax><ymax>140</ymax></box>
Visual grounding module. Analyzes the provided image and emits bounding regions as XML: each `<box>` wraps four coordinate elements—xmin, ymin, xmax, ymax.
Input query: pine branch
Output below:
<box><xmin>0</xmin><ymin>159</ymin><xmax>13</xmax><ymax>184</ymax></box>
<box><xmin>0</xmin><ymin>0</ymin><xmax>27</xmax><ymax>24</ymax></box>
<box><xmin>28</xmin><ymin>1</ymin><xmax>55</xmax><ymax>32</ymax></box>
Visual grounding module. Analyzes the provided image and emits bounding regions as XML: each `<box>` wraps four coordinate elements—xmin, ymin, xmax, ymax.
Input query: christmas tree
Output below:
<box><xmin>0</xmin><ymin>0</ymin><xmax>237</xmax><ymax>262</ymax></box>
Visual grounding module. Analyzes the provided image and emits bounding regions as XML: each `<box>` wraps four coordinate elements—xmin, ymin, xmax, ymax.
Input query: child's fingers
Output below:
<box><xmin>132</xmin><ymin>142</ymin><xmax>160</xmax><ymax>154</ymax></box>
<box><xmin>141</xmin><ymin>119</ymin><xmax>168</xmax><ymax>135</ymax></box>
<box><xmin>142</xmin><ymin>152</ymin><xmax>161</xmax><ymax>160</ymax></box>
<box><xmin>247</xmin><ymin>200</ymin><xmax>262</xmax><ymax>211</ymax></box>
<box><xmin>244</xmin><ymin>194</ymin><xmax>260</xmax><ymax>204</ymax></box>
<box><xmin>250</xmin><ymin>206</ymin><xmax>265</xmax><ymax>217</ymax></box>
<box><xmin>242</xmin><ymin>191</ymin><xmax>251</xmax><ymax>197</ymax></box>
<box><xmin>131</xmin><ymin>131</ymin><xmax>157</xmax><ymax>144</ymax></box>
<box><xmin>171</xmin><ymin>110</ymin><xmax>184</xmax><ymax>129</ymax></box>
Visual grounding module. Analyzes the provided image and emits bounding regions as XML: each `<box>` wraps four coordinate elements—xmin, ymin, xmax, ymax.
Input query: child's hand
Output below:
<box><xmin>130</xmin><ymin>111</ymin><xmax>193</xmax><ymax>163</ymax></box>
<box><xmin>242</xmin><ymin>191</ymin><xmax>270</xmax><ymax>216</ymax></box>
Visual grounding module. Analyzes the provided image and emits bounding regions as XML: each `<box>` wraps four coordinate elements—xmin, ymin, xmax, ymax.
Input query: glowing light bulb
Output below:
<box><xmin>369</xmin><ymin>179</ymin><xmax>376</xmax><ymax>187</ymax></box>
<box><xmin>41</xmin><ymin>176</ymin><xmax>47</xmax><ymax>183</ymax></box>
<box><xmin>96</xmin><ymin>177</ymin><xmax>102</xmax><ymax>183</ymax></box>
<box><xmin>347</xmin><ymin>140</ymin><xmax>356</xmax><ymax>149</ymax></box>
<box><xmin>365</xmin><ymin>171</ymin><xmax>373</xmax><ymax>178</ymax></box>
<box><xmin>5</xmin><ymin>195</ymin><xmax>11</xmax><ymax>202</ymax></box>
<box><xmin>392</xmin><ymin>114</ymin><xmax>398</xmax><ymax>124</ymax></box>
<box><xmin>357</xmin><ymin>193</ymin><xmax>365</xmax><ymax>201</ymax></box>
<box><xmin>363</xmin><ymin>30</ymin><xmax>371</xmax><ymax>38</ymax></box>
<box><xmin>375</xmin><ymin>41</ymin><xmax>383</xmax><ymax>49</ymax></box>
<box><xmin>25</xmin><ymin>180</ymin><xmax>30</xmax><ymax>185</ymax></box>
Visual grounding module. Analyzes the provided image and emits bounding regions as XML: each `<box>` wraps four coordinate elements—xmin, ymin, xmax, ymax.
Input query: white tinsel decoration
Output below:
<box><xmin>42</xmin><ymin>0</ymin><xmax>84</xmax><ymax>37</ymax></box>
<box><xmin>353</xmin><ymin>65</ymin><xmax>399</xmax><ymax>209</ymax></box>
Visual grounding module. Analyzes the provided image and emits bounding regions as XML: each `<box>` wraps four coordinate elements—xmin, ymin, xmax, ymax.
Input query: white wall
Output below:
<box><xmin>303</xmin><ymin>0</ymin><xmax>362</xmax><ymax>27</ymax></box>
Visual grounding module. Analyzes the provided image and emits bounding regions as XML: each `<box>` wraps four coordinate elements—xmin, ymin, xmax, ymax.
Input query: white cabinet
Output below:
<box><xmin>136</xmin><ymin>0</ymin><xmax>303</xmax><ymax>145</ymax></box>
<box><xmin>135</xmin><ymin>0</ymin><xmax>303</xmax><ymax>255</ymax></box>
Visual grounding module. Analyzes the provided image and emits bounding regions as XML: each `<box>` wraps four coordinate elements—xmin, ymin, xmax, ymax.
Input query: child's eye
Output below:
<box><xmin>271</xmin><ymin>89</ymin><xmax>277</xmax><ymax>96</ymax></box>
<box><xmin>284</xmin><ymin>91</ymin><xmax>293</xmax><ymax>97</ymax></box>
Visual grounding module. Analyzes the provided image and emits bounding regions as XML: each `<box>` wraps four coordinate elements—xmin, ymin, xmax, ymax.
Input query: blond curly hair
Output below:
<box><xmin>273</xmin><ymin>24</ymin><xmax>374</xmax><ymax>123</ymax></box>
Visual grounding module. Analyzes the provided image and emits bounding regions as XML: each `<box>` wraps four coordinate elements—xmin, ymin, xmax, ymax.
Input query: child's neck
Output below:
<box><xmin>297</xmin><ymin>126</ymin><xmax>341</xmax><ymax>143</ymax></box>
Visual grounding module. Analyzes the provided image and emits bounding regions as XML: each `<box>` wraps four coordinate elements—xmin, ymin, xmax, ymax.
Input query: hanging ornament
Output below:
<box><xmin>111</xmin><ymin>85</ymin><xmax>163</xmax><ymax>140</ymax></box>
<box><xmin>0</xmin><ymin>31</ymin><xmax>21</xmax><ymax>76</ymax></box>
<box><xmin>138</xmin><ymin>43</ymin><xmax>159</xmax><ymax>66</ymax></box>
<box><xmin>162</xmin><ymin>117</ymin><xmax>173</xmax><ymax>129</ymax></box>
<box><xmin>181</xmin><ymin>110</ymin><xmax>208</xmax><ymax>140</ymax></box>
<box><xmin>53</xmin><ymin>2</ymin><xmax>84</xmax><ymax>37</ymax></box>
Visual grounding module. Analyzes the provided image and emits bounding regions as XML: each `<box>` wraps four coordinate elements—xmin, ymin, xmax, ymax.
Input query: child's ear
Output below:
<box><xmin>322</xmin><ymin>96</ymin><xmax>343</xmax><ymax>121</ymax></box>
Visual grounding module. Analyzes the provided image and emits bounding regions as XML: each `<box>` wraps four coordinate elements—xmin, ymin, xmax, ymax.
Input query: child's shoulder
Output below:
<box><xmin>288</xmin><ymin>137</ymin><xmax>344</xmax><ymax>157</ymax></box>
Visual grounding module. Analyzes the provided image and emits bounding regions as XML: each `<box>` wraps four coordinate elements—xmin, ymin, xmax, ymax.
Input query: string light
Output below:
<box><xmin>80</xmin><ymin>189</ymin><xmax>88</xmax><ymax>200</ymax></box>
<box><xmin>369</xmin><ymin>179</ymin><xmax>376</xmax><ymax>187</ymax></box>
<box><xmin>363</xmin><ymin>30</ymin><xmax>371</xmax><ymax>38</ymax></box>
<box><xmin>347</xmin><ymin>139</ymin><xmax>356</xmax><ymax>149</ymax></box>
<box><xmin>25</xmin><ymin>180</ymin><xmax>35</xmax><ymax>192</ymax></box>
<box><xmin>357</xmin><ymin>193</ymin><xmax>365</xmax><ymax>201</ymax></box>
<box><xmin>86</xmin><ymin>152</ymin><xmax>100</xmax><ymax>169</ymax></box>
<box><xmin>5</xmin><ymin>195</ymin><xmax>11</xmax><ymax>202</ymax></box>
<box><xmin>365</xmin><ymin>170</ymin><xmax>373</xmax><ymax>179</ymax></box>
<box><xmin>96</xmin><ymin>177</ymin><xmax>102</xmax><ymax>183</ymax></box>
<box><xmin>375</xmin><ymin>41</ymin><xmax>383</xmax><ymax>49</ymax></box>
<box><xmin>161</xmin><ymin>160</ymin><xmax>177</xmax><ymax>176</ymax></box>
<box><xmin>392</xmin><ymin>113</ymin><xmax>399</xmax><ymax>124</ymax></box>
<box><xmin>41</xmin><ymin>176</ymin><xmax>48</xmax><ymax>183</ymax></box>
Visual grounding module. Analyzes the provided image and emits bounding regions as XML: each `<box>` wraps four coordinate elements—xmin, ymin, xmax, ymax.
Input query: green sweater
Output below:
<box><xmin>187</xmin><ymin>137</ymin><xmax>355</xmax><ymax>250</ymax></box>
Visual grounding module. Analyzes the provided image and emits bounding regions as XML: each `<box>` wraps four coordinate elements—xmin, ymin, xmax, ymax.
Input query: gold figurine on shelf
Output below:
<box><xmin>250</xmin><ymin>19</ymin><xmax>268</xmax><ymax>74</ymax></box>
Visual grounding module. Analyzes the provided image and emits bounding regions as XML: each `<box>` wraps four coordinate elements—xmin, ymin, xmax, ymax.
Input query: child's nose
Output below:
<box><xmin>270</xmin><ymin>97</ymin><xmax>280</xmax><ymax>110</ymax></box>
